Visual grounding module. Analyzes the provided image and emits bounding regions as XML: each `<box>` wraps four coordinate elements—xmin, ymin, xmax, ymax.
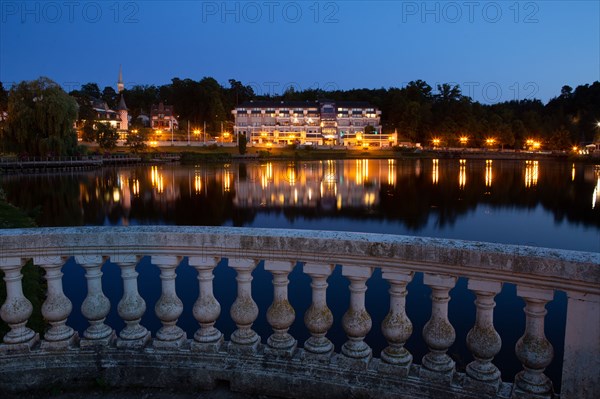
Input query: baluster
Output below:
<box><xmin>512</xmin><ymin>286</ymin><xmax>554</xmax><ymax>398</ymax></box>
<box><xmin>35</xmin><ymin>256</ymin><xmax>79</xmax><ymax>350</ymax></box>
<box><xmin>113</xmin><ymin>255</ymin><xmax>150</xmax><ymax>349</ymax></box>
<box><xmin>189</xmin><ymin>256</ymin><xmax>223</xmax><ymax>352</ymax></box>
<box><xmin>152</xmin><ymin>256</ymin><xmax>186</xmax><ymax>349</ymax></box>
<box><xmin>75</xmin><ymin>255</ymin><xmax>115</xmax><ymax>347</ymax></box>
<box><xmin>0</xmin><ymin>258</ymin><xmax>39</xmax><ymax>352</ymax></box>
<box><xmin>340</xmin><ymin>265</ymin><xmax>373</xmax><ymax>367</ymax></box>
<box><xmin>421</xmin><ymin>273</ymin><xmax>457</xmax><ymax>382</ymax></box>
<box><xmin>465</xmin><ymin>279</ymin><xmax>502</xmax><ymax>393</ymax></box>
<box><xmin>265</xmin><ymin>260</ymin><xmax>296</xmax><ymax>357</ymax></box>
<box><xmin>380</xmin><ymin>270</ymin><xmax>413</xmax><ymax>376</ymax></box>
<box><xmin>302</xmin><ymin>263</ymin><xmax>334</xmax><ymax>360</ymax></box>
<box><xmin>228</xmin><ymin>258</ymin><xmax>260</xmax><ymax>353</ymax></box>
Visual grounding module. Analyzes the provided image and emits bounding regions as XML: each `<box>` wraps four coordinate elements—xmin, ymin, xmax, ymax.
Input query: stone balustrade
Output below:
<box><xmin>0</xmin><ymin>226</ymin><xmax>598</xmax><ymax>399</ymax></box>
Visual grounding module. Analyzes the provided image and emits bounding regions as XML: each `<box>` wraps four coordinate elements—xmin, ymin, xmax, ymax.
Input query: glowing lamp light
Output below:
<box><xmin>432</xmin><ymin>138</ymin><xmax>441</xmax><ymax>147</ymax></box>
<box><xmin>459</xmin><ymin>136</ymin><xmax>468</xmax><ymax>145</ymax></box>
<box><xmin>486</xmin><ymin>138</ymin><xmax>496</xmax><ymax>146</ymax></box>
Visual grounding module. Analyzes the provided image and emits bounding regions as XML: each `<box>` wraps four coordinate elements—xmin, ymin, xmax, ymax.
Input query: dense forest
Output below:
<box><xmin>1</xmin><ymin>78</ymin><xmax>599</xmax><ymax>153</ymax></box>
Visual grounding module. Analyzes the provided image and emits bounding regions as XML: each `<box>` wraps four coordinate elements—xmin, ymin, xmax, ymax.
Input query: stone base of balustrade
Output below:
<box><xmin>377</xmin><ymin>360</ymin><xmax>412</xmax><ymax>378</ymax></box>
<box><xmin>191</xmin><ymin>338</ymin><xmax>224</xmax><ymax>353</ymax></box>
<box><xmin>227</xmin><ymin>340</ymin><xmax>261</xmax><ymax>355</ymax></box>
<box><xmin>116</xmin><ymin>331</ymin><xmax>151</xmax><ymax>350</ymax></box>
<box><xmin>40</xmin><ymin>333</ymin><xmax>79</xmax><ymax>351</ymax></box>
<box><xmin>264</xmin><ymin>343</ymin><xmax>297</xmax><ymax>359</ymax></box>
<box><xmin>510</xmin><ymin>385</ymin><xmax>555</xmax><ymax>399</ymax></box>
<box><xmin>80</xmin><ymin>331</ymin><xmax>117</xmax><ymax>349</ymax></box>
<box><xmin>152</xmin><ymin>335</ymin><xmax>189</xmax><ymax>350</ymax></box>
<box><xmin>0</xmin><ymin>346</ymin><xmax>520</xmax><ymax>399</ymax></box>
<box><xmin>419</xmin><ymin>366</ymin><xmax>456</xmax><ymax>384</ymax></box>
<box><xmin>464</xmin><ymin>376</ymin><xmax>501</xmax><ymax>395</ymax></box>
<box><xmin>337</xmin><ymin>352</ymin><xmax>373</xmax><ymax>370</ymax></box>
<box><xmin>0</xmin><ymin>333</ymin><xmax>39</xmax><ymax>354</ymax></box>
<box><xmin>299</xmin><ymin>348</ymin><xmax>334</xmax><ymax>363</ymax></box>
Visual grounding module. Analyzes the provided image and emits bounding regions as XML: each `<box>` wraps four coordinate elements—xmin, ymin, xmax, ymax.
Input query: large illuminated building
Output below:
<box><xmin>232</xmin><ymin>100</ymin><xmax>392</xmax><ymax>147</ymax></box>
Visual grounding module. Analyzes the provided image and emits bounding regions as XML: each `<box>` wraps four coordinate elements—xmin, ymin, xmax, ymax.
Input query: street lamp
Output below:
<box><xmin>459</xmin><ymin>136</ymin><xmax>468</xmax><ymax>146</ymax></box>
<box><xmin>432</xmin><ymin>138</ymin><xmax>441</xmax><ymax>148</ymax></box>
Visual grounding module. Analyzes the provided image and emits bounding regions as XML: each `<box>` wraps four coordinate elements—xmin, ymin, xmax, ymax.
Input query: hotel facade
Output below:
<box><xmin>232</xmin><ymin>100</ymin><xmax>394</xmax><ymax>147</ymax></box>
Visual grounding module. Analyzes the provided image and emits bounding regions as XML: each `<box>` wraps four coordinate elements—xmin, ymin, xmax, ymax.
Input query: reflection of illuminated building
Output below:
<box><xmin>432</xmin><ymin>159</ymin><xmax>439</xmax><ymax>184</ymax></box>
<box><xmin>525</xmin><ymin>160</ymin><xmax>539</xmax><ymax>188</ymax></box>
<box><xmin>485</xmin><ymin>160</ymin><xmax>493</xmax><ymax>188</ymax></box>
<box><xmin>459</xmin><ymin>159</ymin><xmax>466</xmax><ymax>189</ymax></box>
<box><xmin>233</xmin><ymin>159</ymin><xmax>395</xmax><ymax>209</ymax></box>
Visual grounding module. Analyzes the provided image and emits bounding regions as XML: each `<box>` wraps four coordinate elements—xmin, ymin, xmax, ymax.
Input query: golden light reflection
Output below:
<box><xmin>525</xmin><ymin>160</ymin><xmax>539</xmax><ymax>188</ymax></box>
<box><xmin>113</xmin><ymin>188</ymin><xmax>120</xmax><ymax>202</ymax></box>
<box><xmin>388</xmin><ymin>159</ymin><xmax>396</xmax><ymax>186</ymax></box>
<box><xmin>132</xmin><ymin>179</ymin><xmax>140</xmax><ymax>196</ymax></box>
<box><xmin>355</xmin><ymin>159</ymin><xmax>363</xmax><ymax>185</ymax></box>
<box><xmin>286</xmin><ymin>164</ymin><xmax>296</xmax><ymax>186</ymax></box>
<box><xmin>324</xmin><ymin>160</ymin><xmax>336</xmax><ymax>187</ymax></box>
<box><xmin>224</xmin><ymin>169</ymin><xmax>231</xmax><ymax>192</ymax></box>
<box><xmin>194</xmin><ymin>174</ymin><xmax>202</xmax><ymax>193</ymax></box>
<box><xmin>432</xmin><ymin>159</ymin><xmax>439</xmax><ymax>184</ymax></box>
<box><xmin>593</xmin><ymin>167</ymin><xmax>600</xmax><ymax>209</ymax></box>
<box><xmin>485</xmin><ymin>160</ymin><xmax>493</xmax><ymax>188</ymax></box>
<box><xmin>572</xmin><ymin>164</ymin><xmax>576</xmax><ymax>182</ymax></box>
<box><xmin>151</xmin><ymin>166</ymin><xmax>164</xmax><ymax>194</ymax></box>
<box><xmin>364</xmin><ymin>192</ymin><xmax>375</xmax><ymax>206</ymax></box>
<box><xmin>459</xmin><ymin>159</ymin><xmax>466</xmax><ymax>189</ymax></box>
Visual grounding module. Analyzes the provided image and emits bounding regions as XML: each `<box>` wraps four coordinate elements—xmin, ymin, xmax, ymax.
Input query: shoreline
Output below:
<box><xmin>1</xmin><ymin>147</ymin><xmax>598</xmax><ymax>172</ymax></box>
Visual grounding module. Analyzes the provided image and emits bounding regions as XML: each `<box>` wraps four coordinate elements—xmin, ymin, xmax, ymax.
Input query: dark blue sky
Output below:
<box><xmin>1</xmin><ymin>1</ymin><xmax>598</xmax><ymax>103</ymax></box>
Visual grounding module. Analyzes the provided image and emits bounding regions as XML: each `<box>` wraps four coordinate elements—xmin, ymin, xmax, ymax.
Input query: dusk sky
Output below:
<box><xmin>1</xmin><ymin>0</ymin><xmax>598</xmax><ymax>103</ymax></box>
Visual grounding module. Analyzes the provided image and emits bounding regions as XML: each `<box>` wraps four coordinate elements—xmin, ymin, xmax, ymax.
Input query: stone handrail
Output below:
<box><xmin>0</xmin><ymin>226</ymin><xmax>598</xmax><ymax>399</ymax></box>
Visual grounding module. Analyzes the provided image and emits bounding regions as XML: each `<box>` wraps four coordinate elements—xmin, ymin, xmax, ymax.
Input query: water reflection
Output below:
<box><xmin>459</xmin><ymin>159</ymin><xmax>466</xmax><ymax>189</ymax></box>
<box><xmin>525</xmin><ymin>160</ymin><xmax>539</xmax><ymax>188</ymax></box>
<box><xmin>485</xmin><ymin>160</ymin><xmax>493</xmax><ymax>189</ymax></box>
<box><xmin>1</xmin><ymin>159</ymin><xmax>599</xmax><ymax>250</ymax></box>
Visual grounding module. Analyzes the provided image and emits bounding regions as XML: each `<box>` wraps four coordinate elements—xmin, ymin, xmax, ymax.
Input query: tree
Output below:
<box><xmin>95</xmin><ymin>123</ymin><xmax>120</xmax><ymax>151</ymax></box>
<box><xmin>125</xmin><ymin>128</ymin><xmax>149</xmax><ymax>152</ymax></box>
<box><xmin>3</xmin><ymin>77</ymin><xmax>78</xmax><ymax>156</ymax></box>
<box><xmin>102</xmin><ymin>86</ymin><xmax>118</xmax><ymax>109</ymax></box>
<box><xmin>80</xmin><ymin>83</ymin><xmax>101</xmax><ymax>99</ymax></box>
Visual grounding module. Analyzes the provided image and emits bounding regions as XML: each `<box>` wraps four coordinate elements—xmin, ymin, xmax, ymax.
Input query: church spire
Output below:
<box><xmin>118</xmin><ymin>65</ymin><xmax>124</xmax><ymax>93</ymax></box>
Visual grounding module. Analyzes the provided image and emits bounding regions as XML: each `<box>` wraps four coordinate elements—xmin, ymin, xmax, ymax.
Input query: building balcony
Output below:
<box><xmin>0</xmin><ymin>227</ymin><xmax>598</xmax><ymax>398</ymax></box>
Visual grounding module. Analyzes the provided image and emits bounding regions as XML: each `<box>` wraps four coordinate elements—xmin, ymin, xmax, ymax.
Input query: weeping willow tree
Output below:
<box><xmin>2</xmin><ymin>77</ymin><xmax>78</xmax><ymax>156</ymax></box>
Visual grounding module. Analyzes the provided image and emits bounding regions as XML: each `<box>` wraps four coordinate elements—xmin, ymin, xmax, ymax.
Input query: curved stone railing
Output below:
<box><xmin>0</xmin><ymin>227</ymin><xmax>598</xmax><ymax>398</ymax></box>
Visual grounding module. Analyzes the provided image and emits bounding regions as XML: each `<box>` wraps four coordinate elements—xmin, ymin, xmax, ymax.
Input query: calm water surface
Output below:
<box><xmin>2</xmin><ymin>158</ymin><xmax>599</xmax><ymax>391</ymax></box>
<box><xmin>2</xmin><ymin>158</ymin><xmax>598</xmax><ymax>251</ymax></box>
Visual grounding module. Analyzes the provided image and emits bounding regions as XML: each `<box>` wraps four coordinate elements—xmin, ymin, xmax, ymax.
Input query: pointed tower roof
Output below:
<box><xmin>117</xmin><ymin>65</ymin><xmax>124</xmax><ymax>93</ymax></box>
<box><xmin>117</xmin><ymin>94</ymin><xmax>128</xmax><ymax>111</ymax></box>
